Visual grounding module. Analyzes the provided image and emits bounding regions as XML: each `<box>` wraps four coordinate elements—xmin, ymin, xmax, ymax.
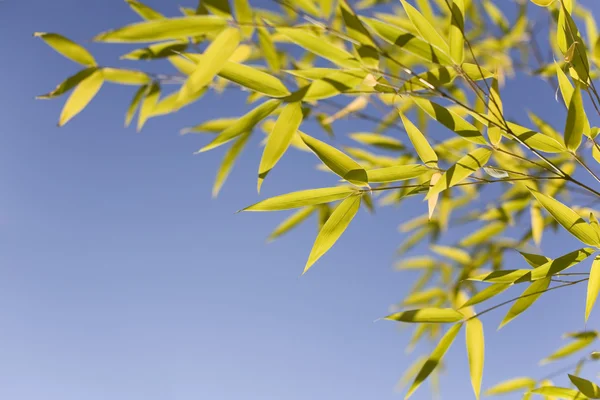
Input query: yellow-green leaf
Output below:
<box><xmin>304</xmin><ymin>194</ymin><xmax>361</xmax><ymax>273</ymax></box>
<box><xmin>121</xmin><ymin>41</ymin><xmax>188</xmax><ymax>60</ymax></box>
<box><xmin>94</xmin><ymin>15</ymin><xmax>227</xmax><ymax>43</ymax></box>
<box><xmin>233</xmin><ymin>0</ymin><xmax>254</xmax><ymax>37</ymax></box>
<box><xmin>278</xmin><ymin>28</ymin><xmax>360</xmax><ymax>69</ymax></box>
<box><xmin>405</xmin><ymin>323</ymin><xmax>462</xmax><ymax>399</ymax></box>
<box><xmin>243</xmin><ymin>186</ymin><xmax>358</xmax><ymax>212</ymax></box>
<box><xmin>399</xmin><ymin>0</ymin><xmax>449</xmax><ymax>54</ymax></box>
<box><xmin>430</xmin><ymin>245</ymin><xmax>471</xmax><ymax>264</ymax></box>
<box><xmin>102</xmin><ymin>68</ymin><xmax>150</xmax><ymax>85</ymax></box>
<box><xmin>257</xmin><ymin>26</ymin><xmax>280</xmax><ymax>73</ymax></box>
<box><xmin>366</xmin><ymin>165</ymin><xmax>429</xmax><ymax>183</ymax></box>
<box><xmin>213</xmin><ymin>132</ymin><xmax>251</xmax><ymax>198</ymax></box>
<box><xmin>428</xmin><ymin>148</ymin><xmax>492</xmax><ymax>198</ymax></box>
<box><xmin>182</xmin><ymin>118</ymin><xmax>238</xmax><ymax>134</ymax></box>
<box><xmin>126</xmin><ymin>0</ymin><xmax>164</xmax><ymax>20</ymax></box>
<box><xmin>564</xmin><ymin>83</ymin><xmax>585</xmax><ymax>151</ymax></box>
<box><xmin>220</xmin><ymin>61</ymin><xmax>290</xmax><ymax>97</ymax></box>
<box><xmin>460</xmin><ymin>283</ymin><xmax>511</xmax><ymax>308</ymax></box>
<box><xmin>499</xmin><ymin>277</ymin><xmax>551</xmax><ymax>329</ymax></box>
<box><xmin>350</xmin><ymin>132</ymin><xmax>404</xmax><ymax>150</ymax></box>
<box><xmin>340</xmin><ymin>0</ymin><xmax>379</xmax><ymax>69</ymax></box>
<box><xmin>529</xmin><ymin>188</ymin><xmax>600</xmax><ymax>247</ymax></box>
<box><xmin>466</xmin><ymin>318</ymin><xmax>484</xmax><ymax>400</ymax></box>
<box><xmin>460</xmin><ymin>221</ymin><xmax>506</xmax><ymax>247</ymax></box>
<box><xmin>449</xmin><ymin>0</ymin><xmax>465</xmax><ymax>63</ymax></box>
<box><xmin>586</xmin><ymin>256</ymin><xmax>600</xmax><ymax>322</ymax></box>
<box><xmin>541</xmin><ymin>334</ymin><xmax>597</xmax><ymax>364</ymax></box>
<box><xmin>487</xmin><ymin>77</ymin><xmax>503</xmax><ymax>146</ymax></box>
<box><xmin>37</xmin><ymin>68</ymin><xmax>97</xmax><ymax>99</ymax></box>
<box><xmin>58</xmin><ymin>69</ymin><xmax>104</xmax><ymax>126</ymax></box>
<box><xmin>268</xmin><ymin>207</ymin><xmax>316</xmax><ymax>242</ymax></box>
<box><xmin>179</xmin><ymin>27</ymin><xmax>241</xmax><ymax>106</ymax></box>
<box><xmin>530</xmin><ymin>386</ymin><xmax>582</xmax><ymax>399</ymax></box>
<box><xmin>531</xmin><ymin>203</ymin><xmax>544</xmax><ymax>246</ymax></box>
<box><xmin>385</xmin><ymin>308</ymin><xmax>464</xmax><ymax>323</ymax></box>
<box><xmin>530</xmin><ymin>0</ymin><xmax>555</xmax><ymax>6</ymax></box>
<box><xmin>136</xmin><ymin>82</ymin><xmax>159</xmax><ymax>131</ymax></box>
<box><xmin>414</xmin><ymin>98</ymin><xmax>487</xmax><ymax>144</ymax></box>
<box><xmin>35</xmin><ymin>32</ymin><xmax>96</xmax><ymax>66</ymax></box>
<box><xmin>399</xmin><ymin>112</ymin><xmax>438</xmax><ymax>166</ymax></box>
<box><xmin>258</xmin><ymin>102</ymin><xmax>304</xmax><ymax>191</ymax></box>
<box><xmin>201</xmin><ymin>99</ymin><xmax>281</xmax><ymax>152</ymax></box>
<box><xmin>485</xmin><ymin>377</ymin><xmax>536</xmax><ymax>395</ymax></box>
<box><xmin>299</xmin><ymin>132</ymin><xmax>368</xmax><ymax>186</ymax></box>
<box><xmin>302</xmin><ymin>70</ymin><xmax>368</xmax><ymax>101</ymax></box>
<box><xmin>569</xmin><ymin>375</ymin><xmax>600</xmax><ymax>398</ymax></box>
<box><xmin>125</xmin><ymin>84</ymin><xmax>147</xmax><ymax>127</ymax></box>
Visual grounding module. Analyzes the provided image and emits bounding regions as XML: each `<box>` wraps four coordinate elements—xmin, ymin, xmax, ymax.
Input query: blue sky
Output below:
<box><xmin>1</xmin><ymin>1</ymin><xmax>600</xmax><ymax>399</ymax></box>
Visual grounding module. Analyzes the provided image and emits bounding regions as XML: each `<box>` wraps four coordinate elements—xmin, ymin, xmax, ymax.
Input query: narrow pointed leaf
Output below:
<box><xmin>268</xmin><ymin>207</ymin><xmax>316</xmax><ymax>242</ymax></box>
<box><xmin>485</xmin><ymin>377</ymin><xmax>536</xmax><ymax>395</ymax></box>
<box><xmin>243</xmin><ymin>186</ymin><xmax>358</xmax><ymax>212</ymax></box>
<box><xmin>399</xmin><ymin>0</ymin><xmax>449</xmax><ymax>54</ymax></box>
<box><xmin>449</xmin><ymin>0</ymin><xmax>465</xmax><ymax>63</ymax></box>
<box><xmin>366</xmin><ymin>165</ymin><xmax>429</xmax><ymax>183</ymax></box>
<box><xmin>213</xmin><ymin>132</ymin><xmax>251</xmax><ymax>198</ymax></box>
<box><xmin>428</xmin><ymin>148</ymin><xmax>492</xmax><ymax>198</ymax></box>
<box><xmin>102</xmin><ymin>68</ymin><xmax>150</xmax><ymax>85</ymax></box>
<box><xmin>586</xmin><ymin>256</ymin><xmax>600</xmax><ymax>321</ymax></box>
<box><xmin>466</xmin><ymin>318</ymin><xmax>484</xmax><ymax>400</ymax></box>
<box><xmin>399</xmin><ymin>112</ymin><xmax>438</xmax><ymax>166</ymax></box>
<box><xmin>125</xmin><ymin>84</ymin><xmax>147</xmax><ymax>127</ymax></box>
<box><xmin>35</xmin><ymin>32</ymin><xmax>96</xmax><ymax>66</ymax></box>
<box><xmin>37</xmin><ymin>68</ymin><xmax>96</xmax><ymax>99</ymax></box>
<box><xmin>569</xmin><ymin>375</ymin><xmax>600</xmax><ymax>398</ymax></box>
<box><xmin>541</xmin><ymin>335</ymin><xmax>597</xmax><ymax>364</ymax></box>
<box><xmin>58</xmin><ymin>69</ymin><xmax>104</xmax><ymax>126</ymax></box>
<box><xmin>137</xmin><ymin>82</ymin><xmax>159</xmax><ymax>131</ymax></box>
<box><xmin>530</xmin><ymin>386</ymin><xmax>583</xmax><ymax>399</ymax></box>
<box><xmin>299</xmin><ymin>132</ymin><xmax>368</xmax><ymax>186</ymax></box>
<box><xmin>564</xmin><ymin>84</ymin><xmax>585</xmax><ymax>151</ymax></box>
<box><xmin>385</xmin><ymin>308</ymin><xmax>464</xmax><ymax>323</ymax></box>
<box><xmin>257</xmin><ymin>26</ymin><xmax>280</xmax><ymax>72</ymax></box>
<box><xmin>126</xmin><ymin>0</ymin><xmax>164</xmax><ymax>20</ymax></box>
<box><xmin>430</xmin><ymin>245</ymin><xmax>471</xmax><ymax>264</ymax></box>
<box><xmin>304</xmin><ymin>195</ymin><xmax>361</xmax><ymax>273</ymax></box>
<box><xmin>499</xmin><ymin>277</ymin><xmax>551</xmax><ymax>329</ymax></box>
<box><xmin>460</xmin><ymin>284</ymin><xmax>511</xmax><ymax>308</ymax></box>
<box><xmin>233</xmin><ymin>0</ymin><xmax>254</xmax><ymax>37</ymax></box>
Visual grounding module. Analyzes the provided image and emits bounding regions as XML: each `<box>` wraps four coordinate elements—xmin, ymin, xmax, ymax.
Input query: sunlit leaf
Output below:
<box><xmin>304</xmin><ymin>194</ymin><xmax>361</xmax><ymax>273</ymax></box>
<box><xmin>125</xmin><ymin>84</ymin><xmax>147</xmax><ymax>127</ymax></box>
<box><xmin>399</xmin><ymin>112</ymin><xmax>438</xmax><ymax>167</ymax></box>
<box><xmin>58</xmin><ymin>69</ymin><xmax>104</xmax><ymax>126</ymax></box>
<box><xmin>268</xmin><ymin>207</ymin><xmax>316</xmax><ymax>242</ymax></box>
<box><xmin>460</xmin><ymin>283</ymin><xmax>511</xmax><ymax>308</ymax></box>
<box><xmin>35</xmin><ymin>32</ymin><xmax>96</xmax><ymax>66</ymax></box>
<box><xmin>213</xmin><ymin>132</ymin><xmax>251</xmax><ymax>198</ymax></box>
<box><xmin>466</xmin><ymin>318</ymin><xmax>484</xmax><ymax>400</ymax></box>
<box><xmin>126</xmin><ymin>0</ymin><xmax>164</xmax><ymax>20</ymax></box>
<box><xmin>530</xmin><ymin>386</ymin><xmax>583</xmax><ymax>399</ymax></box>
<box><xmin>243</xmin><ymin>186</ymin><xmax>358</xmax><ymax>212</ymax></box>
<box><xmin>385</xmin><ymin>308</ymin><xmax>464</xmax><ymax>323</ymax></box>
<box><xmin>136</xmin><ymin>81</ymin><xmax>159</xmax><ymax>131</ymax></box>
<box><xmin>448</xmin><ymin>0</ymin><xmax>465</xmax><ymax>63</ymax></box>
<box><xmin>428</xmin><ymin>148</ymin><xmax>493</xmax><ymax>198</ymax></box>
<box><xmin>485</xmin><ymin>377</ymin><xmax>536</xmax><ymax>396</ymax></box>
<box><xmin>586</xmin><ymin>256</ymin><xmax>600</xmax><ymax>322</ymax></box>
<box><xmin>541</xmin><ymin>334</ymin><xmax>597</xmax><ymax>364</ymax></box>
<box><xmin>257</xmin><ymin>26</ymin><xmax>280</xmax><ymax>73</ymax></box>
<box><xmin>499</xmin><ymin>277</ymin><xmax>551</xmax><ymax>329</ymax></box>
<box><xmin>37</xmin><ymin>68</ymin><xmax>97</xmax><ymax>99</ymax></box>
<box><xmin>399</xmin><ymin>0</ymin><xmax>449</xmax><ymax>55</ymax></box>
<box><xmin>102</xmin><ymin>68</ymin><xmax>150</xmax><ymax>85</ymax></box>
<box><xmin>569</xmin><ymin>375</ymin><xmax>600</xmax><ymax>398</ymax></box>
<box><xmin>564</xmin><ymin>83</ymin><xmax>586</xmax><ymax>151</ymax></box>
<box><xmin>430</xmin><ymin>245</ymin><xmax>471</xmax><ymax>265</ymax></box>
<box><xmin>366</xmin><ymin>165</ymin><xmax>429</xmax><ymax>183</ymax></box>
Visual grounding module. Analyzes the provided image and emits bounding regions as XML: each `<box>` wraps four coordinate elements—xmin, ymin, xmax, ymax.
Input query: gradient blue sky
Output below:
<box><xmin>1</xmin><ymin>1</ymin><xmax>600</xmax><ymax>399</ymax></box>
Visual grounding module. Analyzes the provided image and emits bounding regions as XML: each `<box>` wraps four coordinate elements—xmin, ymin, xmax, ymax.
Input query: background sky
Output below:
<box><xmin>1</xmin><ymin>1</ymin><xmax>600</xmax><ymax>399</ymax></box>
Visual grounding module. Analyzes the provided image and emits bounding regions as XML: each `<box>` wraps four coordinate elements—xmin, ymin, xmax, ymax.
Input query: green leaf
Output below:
<box><xmin>102</xmin><ymin>68</ymin><xmax>150</xmax><ymax>85</ymax></box>
<box><xmin>430</xmin><ymin>245</ymin><xmax>471</xmax><ymax>264</ymax></box>
<box><xmin>219</xmin><ymin>61</ymin><xmax>291</xmax><ymax>98</ymax></box>
<box><xmin>485</xmin><ymin>377</ymin><xmax>536</xmax><ymax>395</ymax></box>
<box><xmin>564</xmin><ymin>83</ymin><xmax>586</xmax><ymax>151</ymax></box>
<box><xmin>499</xmin><ymin>277</ymin><xmax>551</xmax><ymax>329</ymax></box>
<box><xmin>58</xmin><ymin>69</ymin><xmax>104</xmax><ymax>126</ymax></box>
<box><xmin>126</xmin><ymin>0</ymin><xmax>164</xmax><ymax>20</ymax></box>
<box><xmin>385</xmin><ymin>308</ymin><xmax>464</xmax><ymax>323</ymax></box>
<box><xmin>37</xmin><ymin>68</ymin><xmax>96</xmax><ymax>99</ymax></box>
<box><xmin>520</xmin><ymin>251</ymin><xmax>552</xmax><ymax>268</ymax></box>
<box><xmin>302</xmin><ymin>70</ymin><xmax>368</xmax><ymax>101</ymax></box>
<box><xmin>299</xmin><ymin>132</ymin><xmax>368</xmax><ymax>186</ymax></box>
<box><xmin>257</xmin><ymin>27</ymin><xmax>280</xmax><ymax>73</ymax></box>
<box><xmin>399</xmin><ymin>112</ymin><xmax>438</xmax><ymax>166</ymax></box>
<box><xmin>304</xmin><ymin>194</ymin><xmax>361</xmax><ymax>273</ymax></box>
<box><xmin>340</xmin><ymin>0</ymin><xmax>379</xmax><ymax>68</ymax></box>
<box><xmin>530</xmin><ymin>0</ymin><xmax>556</xmax><ymax>6</ymax></box>
<box><xmin>414</xmin><ymin>98</ymin><xmax>487</xmax><ymax>145</ymax></box>
<box><xmin>569</xmin><ymin>375</ymin><xmax>600</xmax><ymax>398</ymax></box>
<box><xmin>178</xmin><ymin>27</ymin><xmax>241</xmax><ymax>107</ymax></box>
<box><xmin>182</xmin><ymin>118</ymin><xmax>238</xmax><ymax>134</ymax></box>
<box><xmin>350</xmin><ymin>132</ymin><xmax>404</xmax><ymax>150</ymax></box>
<box><xmin>405</xmin><ymin>323</ymin><xmax>462</xmax><ymax>399</ymax></box>
<box><xmin>487</xmin><ymin>77</ymin><xmax>503</xmax><ymax>146</ymax></box>
<box><xmin>233</xmin><ymin>0</ymin><xmax>254</xmax><ymax>37</ymax></box>
<box><xmin>268</xmin><ymin>207</ymin><xmax>316</xmax><ymax>242</ymax></box>
<box><xmin>399</xmin><ymin>0</ymin><xmax>449</xmax><ymax>55</ymax></box>
<box><xmin>466</xmin><ymin>318</ymin><xmax>484</xmax><ymax>400</ymax></box>
<box><xmin>125</xmin><ymin>84</ymin><xmax>147</xmax><ymax>127</ymax></box>
<box><xmin>428</xmin><ymin>148</ymin><xmax>493</xmax><ymax>198</ymax></box>
<box><xmin>94</xmin><ymin>15</ymin><xmax>227</xmax><ymax>43</ymax></box>
<box><xmin>121</xmin><ymin>41</ymin><xmax>188</xmax><ymax>60</ymax></box>
<box><xmin>460</xmin><ymin>221</ymin><xmax>506</xmax><ymax>247</ymax></box>
<box><xmin>530</xmin><ymin>386</ymin><xmax>584</xmax><ymax>399</ymax></box>
<box><xmin>531</xmin><ymin>203</ymin><xmax>544</xmax><ymax>246</ymax></box>
<box><xmin>243</xmin><ymin>186</ymin><xmax>358</xmax><ymax>212</ymax></box>
<box><xmin>401</xmin><ymin>64</ymin><xmax>494</xmax><ymax>92</ymax></box>
<box><xmin>361</xmin><ymin>17</ymin><xmax>452</xmax><ymax>65</ymax></box>
<box><xmin>136</xmin><ymin>82</ymin><xmax>159</xmax><ymax>131</ymax></box>
<box><xmin>507</xmin><ymin>122</ymin><xmax>566</xmax><ymax>153</ymax></box>
<box><xmin>212</xmin><ymin>132</ymin><xmax>251</xmax><ymax>198</ymax></box>
<box><xmin>586</xmin><ymin>256</ymin><xmax>600</xmax><ymax>322</ymax></box>
<box><xmin>277</xmin><ymin>28</ymin><xmax>361</xmax><ymax>68</ymax></box>
<box><xmin>366</xmin><ymin>165</ymin><xmax>429</xmax><ymax>183</ymax></box>
<box><xmin>529</xmin><ymin>188</ymin><xmax>600</xmax><ymax>247</ymax></box>
<box><xmin>258</xmin><ymin>102</ymin><xmax>304</xmax><ymax>191</ymax></box>
<box><xmin>460</xmin><ymin>283</ymin><xmax>511</xmax><ymax>308</ymax></box>
<box><xmin>541</xmin><ymin>334</ymin><xmax>597</xmax><ymax>364</ymax></box>
<box><xmin>449</xmin><ymin>0</ymin><xmax>465</xmax><ymax>63</ymax></box>
<box><xmin>35</xmin><ymin>32</ymin><xmax>96</xmax><ymax>66</ymax></box>
<box><xmin>201</xmin><ymin>99</ymin><xmax>281</xmax><ymax>152</ymax></box>
<box><xmin>152</xmin><ymin>88</ymin><xmax>207</xmax><ymax>117</ymax></box>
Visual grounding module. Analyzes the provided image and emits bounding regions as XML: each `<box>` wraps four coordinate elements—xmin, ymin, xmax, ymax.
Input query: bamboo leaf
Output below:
<box><xmin>399</xmin><ymin>0</ymin><xmax>450</xmax><ymax>54</ymax></box>
<box><xmin>179</xmin><ymin>27</ymin><xmax>241</xmax><ymax>106</ymax></box>
<box><xmin>586</xmin><ymin>256</ymin><xmax>600</xmax><ymax>322</ymax></box>
<box><xmin>405</xmin><ymin>323</ymin><xmax>462</xmax><ymax>399</ymax></box>
<box><xmin>466</xmin><ymin>318</ymin><xmax>484</xmax><ymax>400</ymax></box>
<box><xmin>213</xmin><ymin>132</ymin><xmax>251</xmax><ymax>198</ymax></box>
<box><xmin>460</xmin><ymin>221</ymin><xmax>506</xmax><ymax>247</ymax></box>
<box><xmin>428</xmin><ymin>148</ymin><xmax>492</xmax><ymax>198</ymax></box>
<box><xmin>219</xmin><ymin>61</ymin><xmax>291</xmax><ymax>97</ymax></box>
<box><xmin>460</xmin><ymin>284</ymin><xmax>511</xmax><ymax>308</ymax></box>
<box><xmin>121</xmin><ymin>41</ymin><xmax>188</xmax><ymax>60</ymax></box>
<box><xmin>385</xmin><ymin>308</ymin><xmax>464</xmax><ymax>323</ymax></box>
<box><xmin>233</xmin><ymin>0</ymin><xmax>254</xmax><ymax>37</ymax></box>
<box><xmin>485</xmin><ymin>377</ymin><xmax>536</xmax><ymax>395</ymax></box>
<box><xmin>299</xmin><ymin>132</ymin><xmax>368</xmax><ymax>186</ymax></box>
<box><xmin>304</xmin><ymin>194</ymin><xmax>361</xmax><ymax>273</ymax></box>
<box><xmin>529</xmin><ymin>188</ymin><xmax>600</xmax><ymax>247</ymax></box>
<box><xmin>530</xmin><ymin>386</ymin><xmax>584</xmax><ymax>399</ymax></box>
<box><xmin>126</xmin><ymin>0</ymin><xmax>164</xmax><ymax>20</ymax></box>
<box><xmin>201</xmin><ymin>99</ymin><xmax>281</xmax><ymax>152</ymax></box>
<box><xmin>94</xmin><ymin>15</ymin><xmax>227</xmax><ymax>42</ymax></box>
<box><xmin>569</xmin><ymin>375</ymin><xmax>600</xmax><ymax>398</ymax></box>
<box><xmin>125</xmin><ymin>84</ymin><xmax>147</xmax><ymax>127</ymax></box>
<box><xmin>366</xmin><ymin>165</ymin><xmax>429</xmax><ymax>183</ymax></box>
<box><xmin>541</xmin><ymin>334</ymin><xmax>597</xmax><ymax>364</ymax></box>
<box><xmin>499</xmin><ymin>277</ymin><xmax>551</xmax><ymax>329</ymax></box>
<box><xmin>350</xmin><ymin>132</ymin><xmax>404</xmax><ymax>150</ymax></box>
<box><xmin>258</xmin><ymin>102</ymin><xmax>304</xmax><ymax>191</ymax></box>
<box><xmin>399</xmin><ymin>112</ymin><xmax>438</xmax><ymax>166</ymax></box>
<box><xmin>58</xmin><ymin>69</ymin><xmax>104</xmax><ymax>126</ymax></box>
<box><xmin>35</xmin><ymin>32</ymin><xmax>96</xmax><ymax>66</ymax></box>
<box><xmin>268</xmin><ymin>207</ymin><xmax>316</xmax><ymax>242</ymax></box>
<box><xmin>449</xmin><ymin>0</ymin><xmax>465</xmax><ymax>64</ymax></box>
<box><xmin>340</xmin><ymin>0</ymin><xmax>379</xmax><ymax>69</ymax></box>
<box><xmin>487</xmin><ymin>77</ymin><xmax>503</xmax><ymax>146</ymax></box>
<box><xmin>257</xmin><ymin>26</ymin><xmax>280</xmax><ymax>73</ymax></box>
<box><xmin>243</xmin><ymin>186</ymin><xmax>358</xmax><ymax>211</ymax></box>
<box><xmin>564</xmin><ymin>83</ymin><xmax>586</xmax><ymax>151</ymax></box>
<box><xmin>102</xmin><ymin>68</ymin><xmax>151</xmax><ymax>85</ymax></box>
<box><xmin>430</xmin><ymin>245</ymin><xmax>471</xmax><ymax>264</ymax></box>
<box><xmin>37</xmin><ymin>68</ymin><xmax>96</xmax><ymax>99</ymax></box>
<box><xmin>136</xmin><ymin>82</ymin><xmax>160</xmax><ymax>131</ymax></box>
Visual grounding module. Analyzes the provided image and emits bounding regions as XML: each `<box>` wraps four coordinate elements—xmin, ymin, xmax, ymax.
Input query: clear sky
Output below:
<box><xmin>1</xmin><ymin>1</ymin><xmax>599</xmax><ymax>399</ymax></box>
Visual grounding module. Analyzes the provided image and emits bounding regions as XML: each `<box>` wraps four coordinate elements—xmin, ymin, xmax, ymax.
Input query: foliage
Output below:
<box><xmin>36</xmin><ymin>0</ymin><xmax>600</xmax><ymax>398</ymax></box>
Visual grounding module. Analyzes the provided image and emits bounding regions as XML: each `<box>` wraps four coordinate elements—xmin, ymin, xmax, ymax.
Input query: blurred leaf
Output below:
<box><xmin>367</xmin><ymin>165</ymin><xmax>429</xmax><ymax>183</ymax></box>
<box><xmin>466</xmin><ymin>318</ymin><xmax>484</xmax><ymax>400</ymax></box>
<box><xmin>102</xmin><ymin>68</ymin><xmax>150</xmax><ymax>85</ymax></box>
<box><xmin>213</xmin><ymin>132</ymin><xmax>251</xmax><ymax>198</ymax></box>
<box><xmin>485</xmin><ymin>377</ymin><xmax>536</xmax><ymax>396</ymax></box>
<box><xmin>568</xmin><ymin>375</ymin><xmax>600</xmax><ymax>398</ymax></box>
